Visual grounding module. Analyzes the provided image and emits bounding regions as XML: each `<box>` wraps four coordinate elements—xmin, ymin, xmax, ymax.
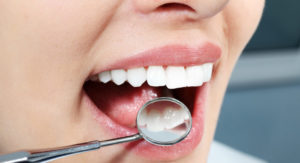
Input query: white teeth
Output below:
<box><xmin>146</xmin><ymin>109</ymin><xmax>164</xmax><ymax>132</ymax></box>
<box><xmin>98</xmin><ymin>71</ymin><xmax>111</xmax><ymax>83</ymax></box>
<box><xmin>94</xmin><ymin>63</ymin><xmax>213</xmax><ymax>88</ymax></box>
<box><xmin>140</xmin><ymin>107</ymin><xmax>189</xmax><ymax>132</ymax></box>
<box><xmin>111</xmin><ymin>69</ymin><xmax>126</xmax><ymax>85</ymax></box>
<box><xmin>139</xmin><ymin>109</ymin><xmax>148</xmax><ymax>126</ymax></box>
<box><xmin>163</xmin><ymin>108</ymin><xmax>188</xmax><ymax>129</ymax></box>
<box><xmin>203</xmin><ymin>63</ymin><xmax>213</xmax><ymax>82</ymax></box>
<box><xmin>186</xmin><ymin>65</ymin><xmax>204</xmax><ymax>87</ymax></box>
<box><xmin>166</xmin><ymin>66</ymin><xmax>186</xmax><ymax>89</ymax></box>
<box><xmin>162</xmin><ymin>107</ymin><xmax>180</xmax><ymax>129</ymax></box>
<box><xmin>147</xmin><ymin>66</ymin><xmax>166</xmax><ymax>87</ymax></box>
<box><xmin>127</xmin><ymin>67</ymin><xmax>147</xmax><ymax>87</ymax></box>
<box><xmin>178</xmin><ymin>107</ymin><xmax>189</xmax><ymax>120</ymax></box>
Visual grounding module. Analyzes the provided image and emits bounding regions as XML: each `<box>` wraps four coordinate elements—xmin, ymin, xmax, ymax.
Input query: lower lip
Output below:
<box><xmin>83</xmin><ymin>84</ymin><xmax>208</xmax><ymax>161</ymax></box>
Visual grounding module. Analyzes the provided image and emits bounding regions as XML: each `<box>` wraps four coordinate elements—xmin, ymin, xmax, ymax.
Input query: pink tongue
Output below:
<box><xmin>85</xmin><ymin>82</ymin><xmax>161</xmax><ymax>127</ymax></box>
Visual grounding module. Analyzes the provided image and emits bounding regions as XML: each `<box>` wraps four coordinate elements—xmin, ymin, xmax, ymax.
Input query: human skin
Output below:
<box><xmin>0</xmin><ymin>0</ymin><xmax>264</xmax><ymax>163</ymax></box>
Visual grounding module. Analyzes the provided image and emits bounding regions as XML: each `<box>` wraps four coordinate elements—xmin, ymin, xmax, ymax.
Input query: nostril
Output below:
<box><xmin>156</xmin><ymin>3</ymin><xmax>196</xmax><ymax>12</ymax></box>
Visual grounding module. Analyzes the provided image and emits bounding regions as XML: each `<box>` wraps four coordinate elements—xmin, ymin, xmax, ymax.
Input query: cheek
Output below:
<box><xmin>196</xmin><ymin>0</ymin><xmax>229</xmax><ymax>18</ymax></box>
<box><xmin>0</xmin><ymin>0</ymin><xmax>120</xmax><ymax>98</ymax></box>
<box><xmin>0</xmin><ymin>0</ymin><xmax>120</xmax><ymax>151</ymax></box>
<box><xmin>1</xmin><ymin>0</ymin><xmax>120</xmax><ymax>65</ymax></box>
<box><xmin>223</xmin><ymin>0</ymin><xmax>264</xmax><ymax>58</ymax></box>
<box><xmin>209</xmin><ymin>0</ymin><xmax>265</xmax><ymax>107</ymax></box>
<box><xmin>19</xmin><ymin>1</ymin><xmax>117</xmax><ymax>55</ymax></box>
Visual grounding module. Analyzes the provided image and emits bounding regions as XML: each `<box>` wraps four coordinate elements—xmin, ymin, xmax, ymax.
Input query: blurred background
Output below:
<box><xmin>214</xmin><ymin>0</ymin><xmax>300</xmax><ymax>162</ymax></box>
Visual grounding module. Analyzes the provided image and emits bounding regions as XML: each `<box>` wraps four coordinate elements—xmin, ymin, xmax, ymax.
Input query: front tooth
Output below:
<box><xmin>146</xmin><ymin>109</ymin><xmax>164</xmax><ymax>132</ymax></box>
<box><xmin>147</xmin><ymin>66</ymin><xmax>166</xmax><ymax>87</ymax></box>
<box><xmin>186</xmin><ymin>65</ymin><xmax>204</xmax><ymax>86</ymax></box>
<box><xmin>166</xmin><ymin>66</ymin><xmax>186</xmax><ymax>89</ymax></box>
<box><xmin>203</xmin><ymin>63</ymin><xmax>213</xmax><ymax>82</ymax></box>
<box><xmin>98</xmin><ymin>71</ymin><xmax>111</xmax><ymax>83</ymax></box>
<box><xmin>162</xmin><ymin>107</ymin><xmax>176</xmax><ymax>129</ymax></box>
<box><xmin>163</xmin><ymin>108</ymin><xmax>184</xmax><ymax>129</ymax></box>
<box><xmin>127</xmin><ymin>67</ymin><xmax>146</xmax><ymax>87</ymax></box>
<box><xmin>172</xmin><ymin>109</ymin><xmax>185</xmax><ymax>127</ymax></box>
<box><xmin>111</xmin><ymin>69</ymin><xmax>127</xmax><ymax>85</ymax></box>
<box><xmin>178</xmin><ymin>107</ymin><xmax>189</xmax><ymax>120</ymax></box>
<box><xmin>138</xmin><ymin>109</ymin><xmax>148</xmax><ymax>126</ymax></box>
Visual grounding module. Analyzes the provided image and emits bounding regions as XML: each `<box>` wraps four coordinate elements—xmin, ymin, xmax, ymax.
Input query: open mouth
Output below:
<box><xmin>82</xmin><ymin>43</ymin><xmax>221</xmax><ymax>160</ymax></box>
<box><xmin>84</xmin><ymin>63</ymin><xmax>212</xmax><ymax>125</ymax></box>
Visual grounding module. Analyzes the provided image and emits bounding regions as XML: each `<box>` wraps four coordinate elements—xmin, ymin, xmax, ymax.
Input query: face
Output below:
<box><xmin>0</xmin><ymin>0</ymin><xmax>264</xmax><ymax>162</ymax></box>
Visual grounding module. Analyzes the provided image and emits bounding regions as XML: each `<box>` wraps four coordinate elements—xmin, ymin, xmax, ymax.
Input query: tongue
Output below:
<box><xmin>84</xmin><ymin>82</ymin><xmax>161</xmax><ymax>127</ymax></box>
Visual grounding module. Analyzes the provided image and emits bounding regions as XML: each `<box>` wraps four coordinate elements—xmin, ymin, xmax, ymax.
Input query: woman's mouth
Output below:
<box><xmin>83</xmin><ymin>43</ymin><xmax>221</xmax><ymax>161</ymax></box>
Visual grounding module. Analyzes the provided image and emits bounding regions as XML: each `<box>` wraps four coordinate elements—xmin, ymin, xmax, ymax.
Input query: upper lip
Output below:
<box><xmin>91</xmin><ymin>42</ymin><xmax>221</xmax><ymax>75</ymax></box>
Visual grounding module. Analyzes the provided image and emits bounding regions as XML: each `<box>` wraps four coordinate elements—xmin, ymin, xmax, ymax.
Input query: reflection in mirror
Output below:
<box><xmin>137</xmin><ymin>97</ymin><xmax>192</xmax><ymax>145</ymax></box>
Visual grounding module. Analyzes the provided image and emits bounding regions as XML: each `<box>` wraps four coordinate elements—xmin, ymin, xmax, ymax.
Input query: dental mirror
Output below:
<box><xmin>137</xmin><ymin>97</ymin><xmax>192</xmax><ymax>145</ymax></box>
<box><xmin>0</xmin><ymin>97</ymin><xmax>192</xmax><ymax>163</ymax></box>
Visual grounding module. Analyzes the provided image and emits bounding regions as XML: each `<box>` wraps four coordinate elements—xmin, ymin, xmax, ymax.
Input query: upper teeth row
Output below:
<box><xmin>91</xmin><ymin>63</ymin><xmax>213</xmax><ymax>89</ymax></box>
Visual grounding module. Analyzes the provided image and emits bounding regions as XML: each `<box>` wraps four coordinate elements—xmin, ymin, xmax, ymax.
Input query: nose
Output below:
<box><xmin>133</xmin><ymin>0</ymin><xmax>229</xmax><ymax>19</ymax></box>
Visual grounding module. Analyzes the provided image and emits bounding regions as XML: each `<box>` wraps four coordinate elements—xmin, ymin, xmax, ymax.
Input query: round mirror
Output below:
<box><xmin>136</xmin><ymin>97</ymin><xmax>192</xmax><ymax>146</ymax></box>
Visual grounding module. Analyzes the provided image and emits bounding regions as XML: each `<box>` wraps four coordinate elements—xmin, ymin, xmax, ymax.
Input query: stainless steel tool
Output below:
<box><xmin>0</xmin><ymin>97</ymin><xmax>192</xmax><ymax>163</ymax></box>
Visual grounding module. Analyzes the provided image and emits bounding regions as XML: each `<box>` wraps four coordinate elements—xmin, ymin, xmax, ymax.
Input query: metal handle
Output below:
<box><xmin>0</xmin><ymin>134</ymin><xmax>142</xmax><ymax>163</ymax></box>
<box><xmin>0</xmin><ymin>151</ymin><xmax>30</xmax><ymax>163</ymax></box>
<box><xmin>28</xmin><ymin>140</ymin><xmax>101</xmax><ymax>163</ymax></box>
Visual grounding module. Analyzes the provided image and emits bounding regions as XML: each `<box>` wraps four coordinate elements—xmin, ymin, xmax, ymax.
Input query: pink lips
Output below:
<box><xmin>85</xmin><ymin>42</ymin><xmax>221</xmax><ymax>160</ymax></box>
<box><xmin>95</xmin><ymin>42</ymin><xmax>221</xmax><ymax>73</ymax></box>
